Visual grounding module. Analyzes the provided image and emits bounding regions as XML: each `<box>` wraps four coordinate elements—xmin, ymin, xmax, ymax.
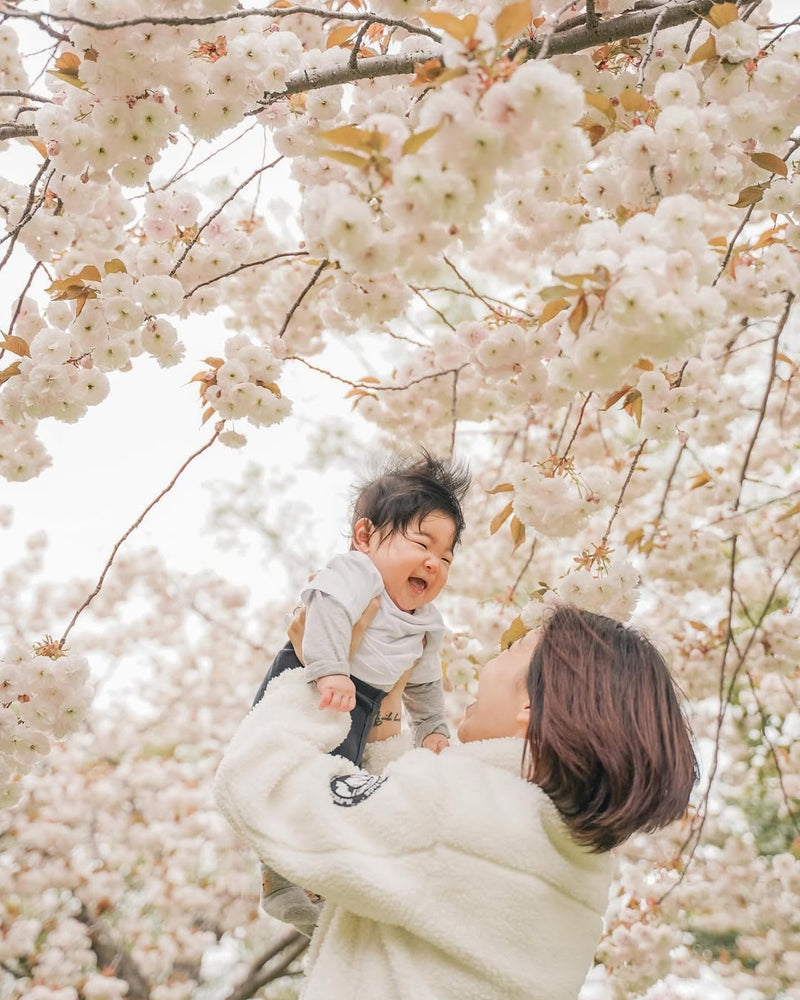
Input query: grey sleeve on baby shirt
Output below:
<box><xmin>403</xmin><ymin>680</ymin><xmax>450</xmax><ymax>746</ymax></box>
<box><xmin>302</xmin><ymin>590</ymin><xmax>354</xmax><ymax>682</ymax></box>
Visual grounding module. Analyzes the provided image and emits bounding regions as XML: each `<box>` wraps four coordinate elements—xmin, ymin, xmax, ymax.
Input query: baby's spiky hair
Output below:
<box><xmin>351</xmin><ymin>449</ymin><xmax>471</xmax><ymax>547</ymax></box>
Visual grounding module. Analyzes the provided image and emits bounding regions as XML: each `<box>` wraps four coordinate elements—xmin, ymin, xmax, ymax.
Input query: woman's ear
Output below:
<box><xmin>353</xmin><ymin>517</ymin><xmax>374</xmax><ymax>552</ymax></box>
<box><xmin>515</xmin><ymin>703</ymin><xmax>531</xmax><ymax>737</ymax></box>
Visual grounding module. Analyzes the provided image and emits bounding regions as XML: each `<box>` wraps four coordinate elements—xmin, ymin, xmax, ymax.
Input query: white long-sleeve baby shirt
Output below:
<box><xmin>300</xmin><ymin>550</ymin><xmax>444</xmax><ymax>690</ymax></box>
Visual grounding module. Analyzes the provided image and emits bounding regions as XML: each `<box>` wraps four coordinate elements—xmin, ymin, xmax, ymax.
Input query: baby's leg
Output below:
<box><xmin>260</xmin><ymin>864</ymin><xmax>321</xmax><ymax>938</ymax></box>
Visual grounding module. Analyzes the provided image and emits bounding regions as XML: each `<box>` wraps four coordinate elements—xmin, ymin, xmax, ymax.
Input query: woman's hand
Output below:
<box><xmin>287</xmin><ymin>596</ymin><xmax>381</xmax><ymax>665</ymax></box>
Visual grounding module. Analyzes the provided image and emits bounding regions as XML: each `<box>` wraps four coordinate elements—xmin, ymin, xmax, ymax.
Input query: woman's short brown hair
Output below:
<box><xmin>523</xmin><ymin>605</ymin><xmax>698</xmax><ymax>852</ymax></box>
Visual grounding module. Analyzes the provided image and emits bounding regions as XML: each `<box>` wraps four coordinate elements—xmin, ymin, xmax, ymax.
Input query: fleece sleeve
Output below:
<box><xmin>214</xmin><ymin>670</ymin><xmax>444</xmax><ymax>924</ymax></box>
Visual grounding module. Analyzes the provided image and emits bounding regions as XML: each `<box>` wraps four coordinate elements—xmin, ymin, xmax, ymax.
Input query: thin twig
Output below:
<box><xmin>183</xmin><ymin>252</ymin><xmax>308</xmax><ymax>300</ymax></box>
<box><xmin>410</xmin><ymin>286</ymin><xmax>456</xmax><ymax>330</ymax></box>
<box><xmin>4</xmin><ymin>261</ymin><xmax>42</xmax><ymax>349</ymax></box>
<box><xmin>58</xmin><ymin>425</ymin><xmax>223</xmax><ymax>648</ymax></box>
<box><xmin>733</xmin><ymin>293</ymin><xmax>793</xmax><ymax>513</ymax></box>
<box><xmin>277</xmin><ymin>258</ymin><xmax>329</xmax><ymax>339</ymax></box>
<box><xmin>349</xmin><ymin>20</ymin><xmax>372</xmax><ymax>71</ymax></box>
<box><xmin>169</xmin><ymin>158</ymin><xmax>283</xmax><ymax>276</ymax></box>
<box><xmin>449</xmin><ymin>368</ymin><xmax>459</xmax><ymax>456</ymax></box>
<box><xmin>443</xmin><ymin>255</ymin><xmax>504</xmax><ymax>318</ymax></box>
<box><xmin>600</xmin><ymin>439</ymin><xmax>647</xmax><ymax>549</ymax></box>
<box><xmin>508</xmin><ymin>539</ymin><xmax>538</xmax><ymax>602</ymax></box>
<box><xmin>287</xmin><ymin>354</ymin><xmax>465</xmax><ymax>392</ymax></box>
<box><xmin>557</xmin><ymin>392</ymin><xmax>592</xmax><ymax>467</ymax></box>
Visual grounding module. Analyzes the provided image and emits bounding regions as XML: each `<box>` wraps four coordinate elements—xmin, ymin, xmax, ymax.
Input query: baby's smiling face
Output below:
<box><xmin>353</xmin><ymin>511</ymin><xmax>456</xmax><ymax>613</ymax></box>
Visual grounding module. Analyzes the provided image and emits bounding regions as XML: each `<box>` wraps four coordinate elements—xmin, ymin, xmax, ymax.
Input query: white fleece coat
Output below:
<box><xmin>214</xmin><ymin>671</ymin><xmax>613</xmax><ymax>1000</ymax></box>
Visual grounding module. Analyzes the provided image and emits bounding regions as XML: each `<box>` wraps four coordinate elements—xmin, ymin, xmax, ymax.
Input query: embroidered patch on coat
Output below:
<box><xmin>330</xmin><ymin>773</ymin><xmax>387</xmax><ymax>807</ymax></box>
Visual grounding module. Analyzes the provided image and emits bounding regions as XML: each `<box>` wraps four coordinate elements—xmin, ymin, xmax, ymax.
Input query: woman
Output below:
<box><xmin>214</xmin><ymin>605</ymin><xmax>697</xmax><ymax>1000</ymax></box>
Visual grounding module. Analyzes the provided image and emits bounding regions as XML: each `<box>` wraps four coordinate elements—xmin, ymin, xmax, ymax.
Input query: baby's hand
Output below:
<box><xmin>317</xmin><ymin>674</ymin><xmax>356</xmax><ymax>712</ymax></box>
<box><xmin>422</xmin><ymin>733</ymin><xmax>450</xmax><ymax>754</ymax></box>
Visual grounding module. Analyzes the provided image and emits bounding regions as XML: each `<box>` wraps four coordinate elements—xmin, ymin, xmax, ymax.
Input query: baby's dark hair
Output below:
<box><xmin>351</xmin><ymin>450</ymin><xmax>471</xmax><ymax>548</ymax></box>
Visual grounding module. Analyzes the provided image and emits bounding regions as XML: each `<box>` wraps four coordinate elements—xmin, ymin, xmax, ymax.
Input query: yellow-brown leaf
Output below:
<box><xmin>539</xmin><ymin>297</ymin><xmax>570</xmax><ymax>325</ymax></box>
<box><xmin>510</xmin><ymin>515</ymin><xmax>526</xmax><ymax>551</ymax></box>
<box><xmin>568</xmin><ymin>294</ymin><xmax>588</xmax><ymax>334</ymax></box>
<box><xmin>420</xmin><ymin>11</ymin><xmax>477</xmax><ymax>43</ymax></box>
<box><xmin>1</xmin><ymin>335</ymin><xmax>31</xmax><ymax>357</ymax></box>
<box><xmin>749</xmin><ymin>151</ymin><xmax>788</xmax><ymax>177</ymax></box>
<box><xmin>729</xmin><ymin>185</ymin><xmax>764</xmax><ymax>208</ymax></box>
<box><xmin>104</xmin><ymin>258</ymin><xmax>127</xmax><ymax>274</ymax></box>
<box><xmin>54</xmin><ymin>51</ymin><xmax>81</xmax><ymax>73</ymax></box>
<box><xmin>201</xmin><ymin>406</ymin><xmax>216</xmax><ymax>425</ymax></box>
<box><xmin>494</xmin><ymin>0</ymin><xmax>532</xmax><ymax>43</ymax></box>
<box><xmin>688</xmin><ymin>470</ymin><xmax>712</xmax><ymax>490</ymax></box>
<box><xmin>321</xmin><ymin>148</ymin><xmax>371</xmax><ymax>169</ymax></box>
<box><xmin>318</xmin><ymin>124</ymin><xmax>388</xmax><ymax>153</ymax></box>
<box><xmin>76</xmin><ymin>264</ymin><xmax>102</xmax><ymax>282</ymax></box>
<box><xmin>619</xmin><ymin>87</ymin><xmax>649</xmax><ymax>112</ymax></box>
<box><xmin>708</xmin><ymin>2</ymin><xmax>738</xmax><ymax>28</ymax></box>
<box><xmin>28</xmin><ymin>138</ymin><xmax>48</xmax><ymax>158</ymax></box>
<box><xmin>584</xmin><ymin>90</ymin><xmax>616</xmax><ymax>121</ymax></box>
<box><xmin>490</xmin><ymin>501</ymin><xmax>513</xmax><ymax>535</ymax></box>
<box><xmin>688</xmin><ymin>35</ymin><xmax>717</xmax><ymax>64</ymax></box>
<box><xmin>401</xmin><ymin>123</ymin><xmax>441</xmax><ymax>156</ymax></box>
<box><xmin>624</xmin><ymin>527</ymin><xmax>644</xmax><ymax>550</ymax></box>
<box><xmin>602</xmin><ymin>385</ymin><xmax>633</xmax><ymax>411</ymax></box>
<box><xmin>0</xmin><ymin>360</ymin><xmax>22</xmax><ymax>385</ymax></box>
<box><xmin>500</xmin><ymin>615</ymin><xmax>527</xmax><ymax>651</ymax></box>
<box><xmin>622</xmin><ymin>388</ymin><xmax>643</xmax><ymax>427</ymax></box>
<box><xmin>46</xmin><ymin>69</ymin><xmax>86</xmax><ymax>90</ymax></box>
<box><xmin>487</xmin><ymin>483</ymin><xmax>514</xmax><ymax>494</ymax></box>
<box><xmin>326</xmin><ymin>24</ymin><xmax>358</xmax><ymax>49</ymax></box>
<box><xmin>203</xmin><ymin>357</ymin><xmax>225</xmax><ymax>368</ymax></box>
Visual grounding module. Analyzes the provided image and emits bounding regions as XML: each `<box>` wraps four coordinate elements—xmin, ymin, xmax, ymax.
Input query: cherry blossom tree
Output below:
<box><xmin>2</xmin><ymin>0</ymin><xmax>800</xmax><ymax>997</ymax></box>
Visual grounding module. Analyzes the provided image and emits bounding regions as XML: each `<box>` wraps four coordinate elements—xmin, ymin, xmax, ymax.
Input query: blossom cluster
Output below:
<box><xmin>0</xmin><ymin>642</ymin><xmax>92</xmax><ymax>809</ymax></box>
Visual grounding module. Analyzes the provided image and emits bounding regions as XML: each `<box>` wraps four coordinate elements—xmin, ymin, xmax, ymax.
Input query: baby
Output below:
<box><xmin>252</xmin><ymin>450</ymin><xmax>470</xmax><ymax>934</ymax></box>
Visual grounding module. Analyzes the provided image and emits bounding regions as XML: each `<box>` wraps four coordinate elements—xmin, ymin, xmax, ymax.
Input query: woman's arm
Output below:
<box><xmin>214</xmin><ymin>669</ymin><xmax>443</xmax><ymax>924</ymax></box>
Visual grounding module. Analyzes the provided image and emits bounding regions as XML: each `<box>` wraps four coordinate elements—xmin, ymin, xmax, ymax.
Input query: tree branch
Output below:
<box><xmin>59</xmin><ymin>424</ymin><xmax>223</xmax><ymax>649</ymax></box>
<box><xmin>223</xmin><ymin>930</ymin><xmax>308</xmax><ymax>1000</ymax></box>
<box><xmin>0</xmin><ymin>4</ymin><xmax>439</xmax><ymax>39</ymax></box>
<box><xmin>76</xmin><ymin>902</ymin><xmax>152</xmax><ymax>1000</ymax></box>
<box><xmin>169</xmin><ymin>158</ymin><xmax>283</xmax><ymax>277</ymax></box>
<box><xmin>277</xmin><ymin>258</ymin><xmax>329</xmax><ymax>338</ymax></box>
<box><xmin>183</xmin><ymin>251</ymin><xmax>308</xmax><ymax>300</ymax></box>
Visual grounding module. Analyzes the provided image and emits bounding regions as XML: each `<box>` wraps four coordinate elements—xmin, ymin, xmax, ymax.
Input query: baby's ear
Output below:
<box><xmin>352</xmin><ymin>517</ymin><xmax>374</xmax><ymax>551</ymax></box>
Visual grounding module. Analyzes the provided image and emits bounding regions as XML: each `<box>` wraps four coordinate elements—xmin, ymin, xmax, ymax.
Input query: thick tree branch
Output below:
<box><xmin>0</xmin><ymin>122</ymin><xmax>37</xmax><ymax>141</ymax></box>
<box><xmin>0</xmin><ymin>4</ymin><xmax>439</xmax><ymax>40</ymax></box>
<box><xmin>253</xmin><ymin>49</ymin><xmax>434</xmax><ymax>107</ymax></box>
<box><xmin>224</xmin><ymin>929</ymin><xmax>308</xmax><ymax>1000</ymax></box>
<box><xmin>76</xmin><ymin>902</ymin><xmax>152</xmax><ymax>1000</ymax></box>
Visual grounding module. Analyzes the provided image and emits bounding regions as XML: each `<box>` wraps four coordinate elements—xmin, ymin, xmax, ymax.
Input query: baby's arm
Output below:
<box><xmin>303</xmin><ymin>591</ymin><xmax>356</xmax><ymax>712</ymax></box>
<box><xmin>402</xmin><ymin>679</ymin><xmax>450</xmax><ymax>752</ymax></box>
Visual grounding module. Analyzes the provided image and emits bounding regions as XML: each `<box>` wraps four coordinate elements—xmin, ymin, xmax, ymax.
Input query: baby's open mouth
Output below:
<box><xmin>408</xmin><ymin>576</ymin><xmax>427</xmax><ymax>594</ymax></box>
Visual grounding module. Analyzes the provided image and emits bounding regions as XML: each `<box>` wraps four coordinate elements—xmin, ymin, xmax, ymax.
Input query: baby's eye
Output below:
<box><xmin>415</xmin><ymin>540</ymin><xmax>428</xmax><ymax>549</ymax></box>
